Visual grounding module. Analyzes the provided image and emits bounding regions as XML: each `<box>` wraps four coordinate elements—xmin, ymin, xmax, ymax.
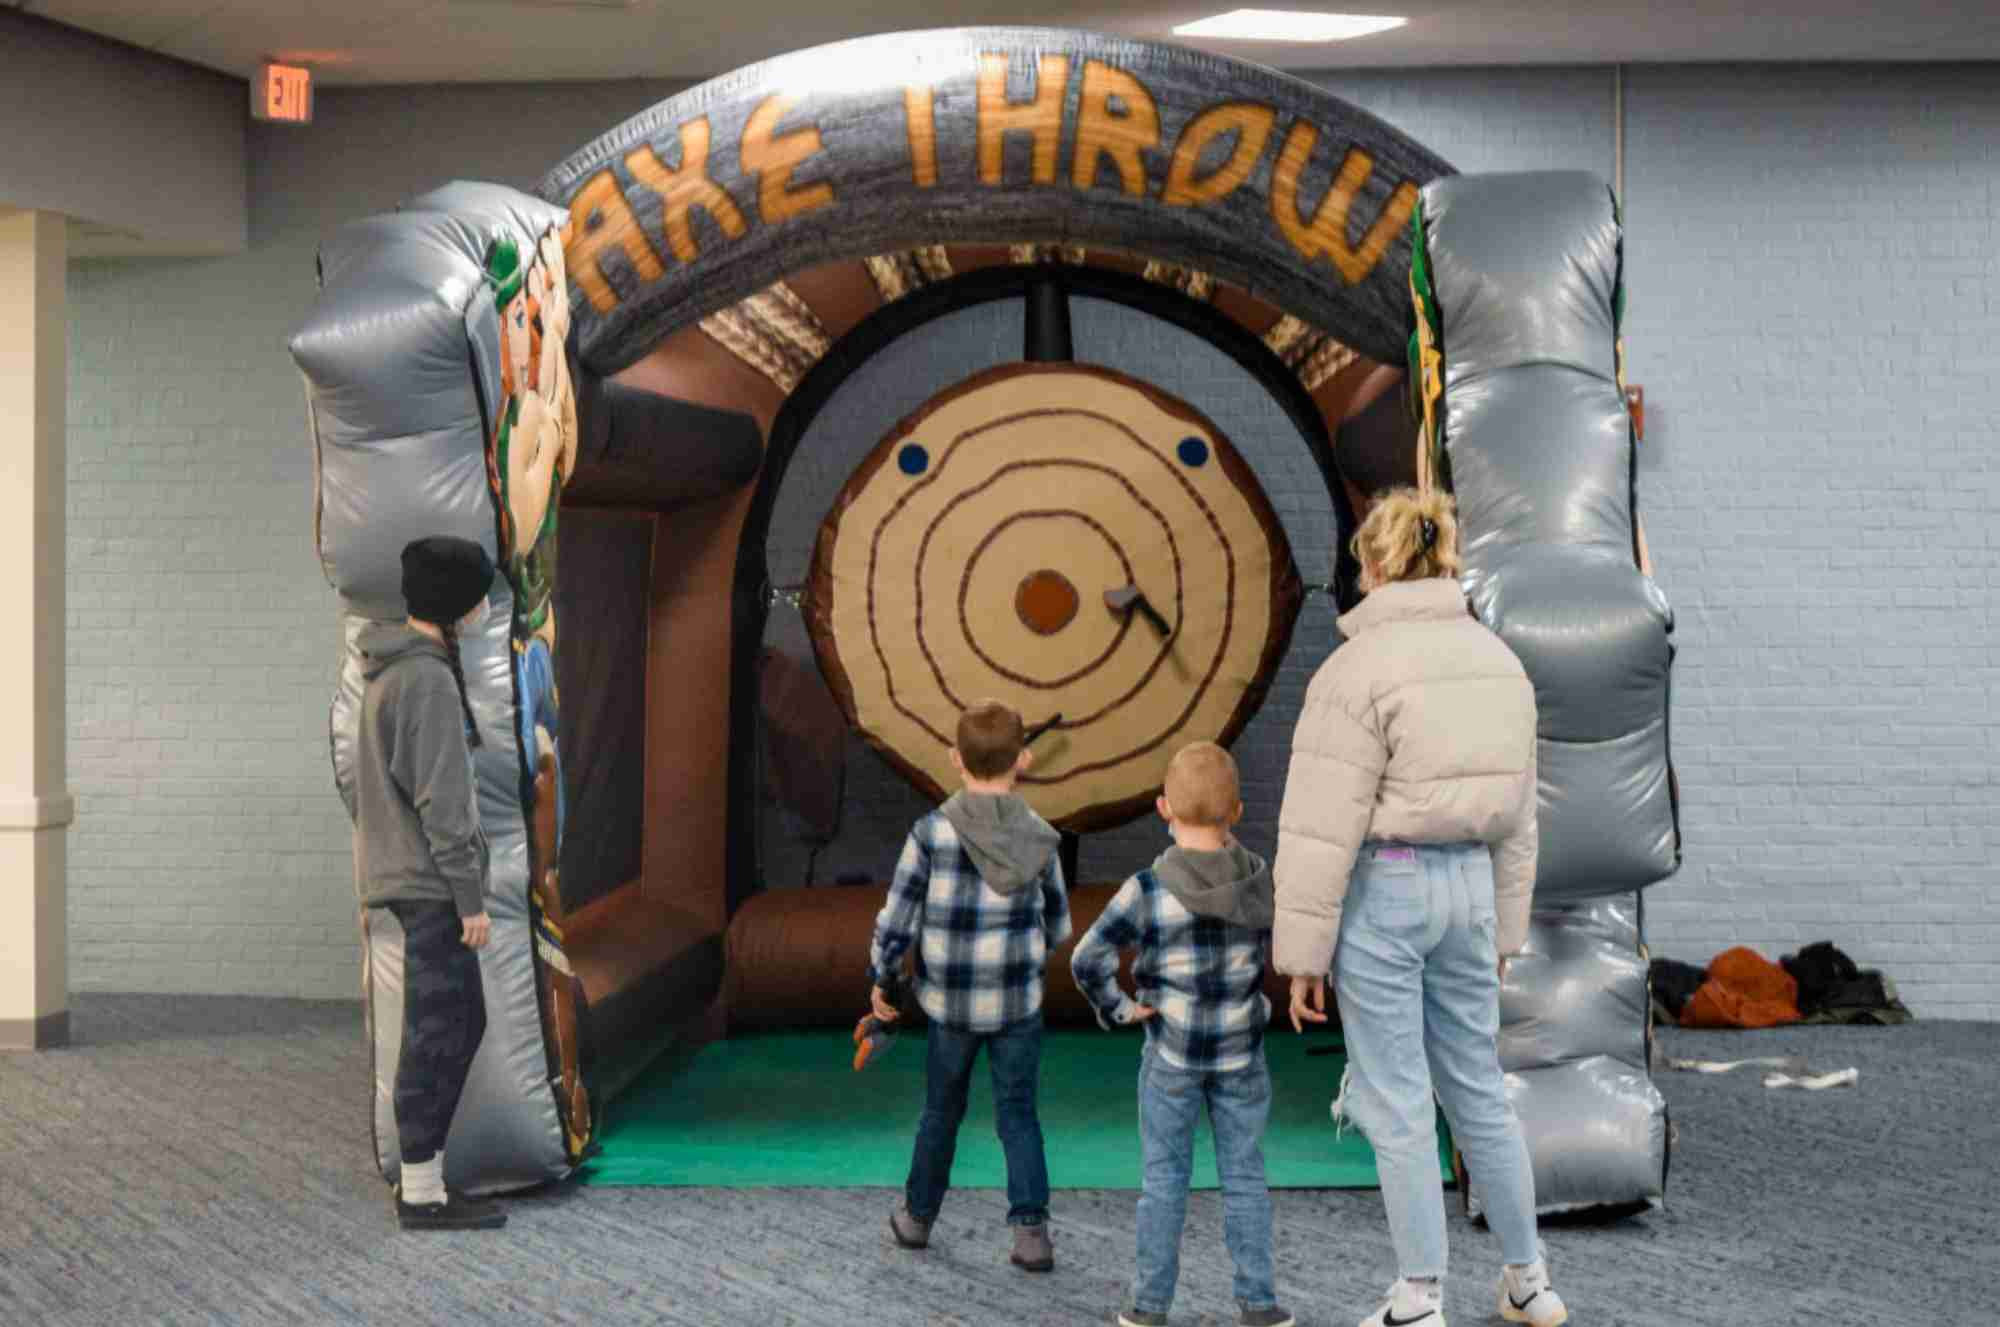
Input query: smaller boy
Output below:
<box><xmin>1072</xmin><ymin>742</ymin><xmax>1293</xmax><ymax>1327</ymax></box>
<box><xmin>868</xmin><ymin>700</ymin><xmax>1071</xmax><ymax>1271</ymax></box>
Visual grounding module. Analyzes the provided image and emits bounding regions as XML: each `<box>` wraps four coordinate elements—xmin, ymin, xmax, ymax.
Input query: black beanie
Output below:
<box><xmin>401</xmin><ymin>536</ymin><xmax>496</xmax><ymax>626</ymax></box>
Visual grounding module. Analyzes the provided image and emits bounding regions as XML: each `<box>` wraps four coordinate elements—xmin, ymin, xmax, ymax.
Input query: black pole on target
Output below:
<box><xmin>1025</xmin><ymin>281</ymin><xmax>1074</xmax><ymax>882</ymax></box>
<box><xmin>1023</xmin><ymin>271</ymin><xmax>1074</xmax><ymax>363</ymax></box>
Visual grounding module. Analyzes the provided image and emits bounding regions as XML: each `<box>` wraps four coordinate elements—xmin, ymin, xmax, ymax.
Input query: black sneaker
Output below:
<box><xmin>395</xmin><ymin>1185</ymin><xmax>507</xmax><ymax>1231</ymax></box>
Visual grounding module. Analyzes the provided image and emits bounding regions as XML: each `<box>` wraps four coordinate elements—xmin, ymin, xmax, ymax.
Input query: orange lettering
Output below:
<box><xmin>1071</xmin><ymin>60</ymin><xmax>1159</xmax><ymax>196</ymax></box>
<box><xmin>562</xmin><ymin>169</ymin><xmax>665</xmax><ymax>315</ymax></box>
<box><xmin>1163</xmin><ymin>102</ymin><xmax>1276</xmax><ymax>207</ymax></box>
<box><xmin>623</xmin><ymin>118</ymin><xmax>749</xmax><ymax>264</ymax></box>
<box><xmin>741</xmin><ymin>94</ymin><xmax>835</xmax><ymax>225</ymax></box>
<box><xmin>977</xmin><ymin>52</ymin><xmax>1068</xmax><ymax>186</ymax></box>
<box><xmin>905</xmin><ymin>86</ymin><xmax>939</xmax><ymax>187</ymax></box>
<box><xmin>1269</xmin><ymin>124</ymin><xmax>1418</xmax><ymax>286</ymax></box>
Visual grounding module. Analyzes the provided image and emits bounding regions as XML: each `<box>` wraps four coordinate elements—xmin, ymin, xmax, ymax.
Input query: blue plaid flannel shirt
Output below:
<box><xmin>1070</xmin><ymin>869</ymin><xmax>1272</xmax><ymax>1073</ymax></box>
<box><xmin>868</xmin><ymin>810</ymin><xmax>1072</xmax><ymax>1033</ymax></box>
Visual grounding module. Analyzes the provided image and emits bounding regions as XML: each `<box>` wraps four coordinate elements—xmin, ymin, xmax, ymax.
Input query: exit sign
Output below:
<box><xmin>252</xmin><ymin>62</ymin><xmax>313</xmax><ymax>124</ymax></box>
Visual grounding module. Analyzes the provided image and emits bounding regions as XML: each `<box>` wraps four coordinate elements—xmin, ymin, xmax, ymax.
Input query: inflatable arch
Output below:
<box><xmin>292</xmin><ymin>27</ymin><xmax>1677</xmax><ymax>1211</ymax></box>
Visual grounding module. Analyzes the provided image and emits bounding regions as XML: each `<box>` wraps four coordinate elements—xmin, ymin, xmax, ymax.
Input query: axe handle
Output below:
<box><xmin>1132</xmin><ymin>596</ymin><xmax>1171</xmax><ymax>637</ymax></box>
<box><xmin>1024</xmin><ymin>713</ymin><xmax>1063</xmax><ymax>744</ymax></box>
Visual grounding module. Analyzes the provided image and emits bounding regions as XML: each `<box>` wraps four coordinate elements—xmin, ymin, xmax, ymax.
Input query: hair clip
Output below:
<box><xmin>1419</xmin><ymin>517</ymin><xmax>1438</xmax><ymax>550</ymax></box>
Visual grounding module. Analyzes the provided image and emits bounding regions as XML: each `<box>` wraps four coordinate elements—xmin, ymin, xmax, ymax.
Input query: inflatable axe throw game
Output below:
<box><xmin>292</xmin><ymin>27</ymin><xmax>1678</xmax><ymax>1210</ymax></box>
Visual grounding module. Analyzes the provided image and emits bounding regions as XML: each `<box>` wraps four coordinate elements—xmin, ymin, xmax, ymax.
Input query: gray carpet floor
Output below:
<box><xmin>1</xmin><ymin>995</ymin><xmax>1993</xmax><ymax>1326</ymax></box>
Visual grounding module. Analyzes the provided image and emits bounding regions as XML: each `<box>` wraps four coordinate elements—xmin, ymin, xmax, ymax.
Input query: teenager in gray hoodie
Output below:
<box><xmin>354</xmin><ymin>536</ymin><xmax>502</xmax><ymax>1231</ymax></box>
<box><xmin>868</xmin><ymin>701</ymin><xmax>1072</xmax><ymax>1272</ymax></box>
<box><xmin>1073</xmin><ymin>742</ymin><xmax>1293</xmax><ymax>1327</ymax></box>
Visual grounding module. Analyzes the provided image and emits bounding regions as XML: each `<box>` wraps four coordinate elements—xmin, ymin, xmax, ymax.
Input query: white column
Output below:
<box><xmin>0</xmin><ymin>208</ymin><xmax>71</xmax><ymax>1050</ymax></box>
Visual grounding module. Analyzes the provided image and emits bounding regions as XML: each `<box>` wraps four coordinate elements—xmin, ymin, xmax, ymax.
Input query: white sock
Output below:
<box><xmin>1397</xmin><ymin>1279</ymin><xmax>1443</xmax><ymax>1310</ymax></box>
<box><xmin>402</xmin><ymin>1153</ymin><xmax>446</xmax><ymax>1206</ymax></box>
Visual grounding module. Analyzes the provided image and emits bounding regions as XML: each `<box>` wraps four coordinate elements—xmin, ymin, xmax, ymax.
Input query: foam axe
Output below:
<box><xmin>1104</xmin><ymin>584</ymin><xmax>1172</xmax><ymax>638</ymax></box>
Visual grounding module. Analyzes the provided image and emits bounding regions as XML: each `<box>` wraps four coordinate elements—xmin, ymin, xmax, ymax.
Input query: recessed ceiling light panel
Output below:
<box><xmin>1173</xmin><ymin>10</ymin><xmax>1408</xmax><ymax>42</ymax></box>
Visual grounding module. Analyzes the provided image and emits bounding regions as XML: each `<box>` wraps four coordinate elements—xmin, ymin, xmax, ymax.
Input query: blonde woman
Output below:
<box><xmin>1273</xmin><ymin>490</ymin><xmax>1566</xmax><ymax>1327</ymax></box>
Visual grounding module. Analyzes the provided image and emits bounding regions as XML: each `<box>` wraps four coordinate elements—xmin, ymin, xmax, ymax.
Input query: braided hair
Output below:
<box><xmin>440</xmin><ymin>624</ymin><xmax>484</xmax><ymax>749</ymax></box>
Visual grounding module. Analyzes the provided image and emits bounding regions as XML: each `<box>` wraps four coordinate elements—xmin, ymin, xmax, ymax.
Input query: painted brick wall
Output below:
<box><xmin>64</xmin><ymin>65</ymin><xmax>1998</xmax><ymax>1017</ymax></box>
<box><xmin>1623</xmin><ymin>65</ymin><xmax>2000</xmax><ymax>1020</ymax></box>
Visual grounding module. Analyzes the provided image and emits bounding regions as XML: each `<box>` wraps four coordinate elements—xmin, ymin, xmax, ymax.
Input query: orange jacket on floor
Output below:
<box><xmin>1680</xmin><ymin>946</ymin><xmax>1803</xmax><ymax>1029</ymax></box>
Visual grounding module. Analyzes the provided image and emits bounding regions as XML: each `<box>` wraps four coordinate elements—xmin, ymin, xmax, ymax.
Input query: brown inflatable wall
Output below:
<box><xmin>723</xmin><ymin>880</ymin><xmax>1296</xmax><ymax>1031</ymax></box>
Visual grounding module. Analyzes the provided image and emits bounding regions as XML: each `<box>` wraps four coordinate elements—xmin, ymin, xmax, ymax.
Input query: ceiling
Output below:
<box><xmin>15</xmin><ymin>0</ymin><xmax>2000</xmax><ymax>84</ymax></box>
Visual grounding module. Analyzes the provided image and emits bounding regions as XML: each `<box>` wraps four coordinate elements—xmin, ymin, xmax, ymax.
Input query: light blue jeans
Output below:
<box><xmin>1333</xmin><ymin>841</ymin><xmax>1539</xmax><ymax>1279</ymax></box>
<box><xmin>1133</xmin><ymin>1042</ymin><xmax>1279</xmax><ymax>1315</ymax></box>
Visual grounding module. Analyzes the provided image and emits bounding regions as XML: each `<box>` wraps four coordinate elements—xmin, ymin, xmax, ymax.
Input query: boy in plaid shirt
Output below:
<box><xmin>1072</xmin><ymin>742</ymin><xmax>1293</xmax><ymax>1327</ymax></box>
<box><xmin>869</xmin><ymin>700</ymin><xmax>1071</xmax><ymax>1271</ymax></box>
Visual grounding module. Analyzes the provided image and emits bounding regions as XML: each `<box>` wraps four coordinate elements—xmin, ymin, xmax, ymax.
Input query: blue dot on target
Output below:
<box><xmin>1176</xmin><ymin>436</ymin><xmax>1210</xmax><ymax>468</ymax></box>
<box><xmin>898</xmin><ymin>443</ymin><xmax>930</xmax><ymax>476</ymax></box>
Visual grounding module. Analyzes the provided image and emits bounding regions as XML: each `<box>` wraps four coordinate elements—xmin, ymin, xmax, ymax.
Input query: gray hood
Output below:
<box><xmin>1153</xmin><ymin>839</ymin><xmax>1274</xmax><ymax>929</ymax></box>
<box><xmin>940</xmin><ymin>791</ymin><xmax>1061</xmax><ymax>895</ymax></box>
<box><xmin>357</xmin><ymin>621</ymin><xmax>447</xmax><ymax>681</ymax></box>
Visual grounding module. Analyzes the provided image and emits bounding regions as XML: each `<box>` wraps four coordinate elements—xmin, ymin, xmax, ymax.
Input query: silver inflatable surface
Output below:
<box><xmin>296</xmin><ymin>184</ymin><xmax>572</xmax><ymax>1192</ymax></box>
<box><xmin>1417</xmin><ymin>171</ymin><xmax>1679</xmax><ymax>901</ymax></box>
<box><xmin>1418</xmin><ymin>173</ymin><xmax>1675</xmax><ymax>1214</ymax></box>
<box><xmin>1471</xmin><ymin>898</ymin><xmax>1668</xmax><ymax>1216</ymax></box>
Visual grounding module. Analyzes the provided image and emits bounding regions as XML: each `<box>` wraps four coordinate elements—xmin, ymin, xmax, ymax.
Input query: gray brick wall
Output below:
<box><xmin>64</xmin><ymin>66</ymin><xmax>1998</xmax><ymax>1017</ymax></box>
<box><xmin>1623</xmin><ymin>64</ymin><xmax>2000</xmax><ymax>1021</ymax></box>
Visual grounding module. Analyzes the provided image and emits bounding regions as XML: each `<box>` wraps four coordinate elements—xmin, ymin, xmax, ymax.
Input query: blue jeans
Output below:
<box><xmin>1334</xmin><ymin>842</ymin><xmax>1540</xmax><ymax>1279</ymax></box>
<box><xmin>905</xmin><ymin>1014</ymin><xmax>1049</xmax><ymax>1226</ymax></box>
<box><xmin>1133</xmin><ymin>1042</ymin><xmax>1278</xmax><ymax>1315</ymax></box>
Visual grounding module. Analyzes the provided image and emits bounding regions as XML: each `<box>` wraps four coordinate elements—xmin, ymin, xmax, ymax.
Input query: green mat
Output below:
<box><xmin>579</xmin><ymin>1028</ymin><xmax>1452</xmax><ymax>1189</ymax></box>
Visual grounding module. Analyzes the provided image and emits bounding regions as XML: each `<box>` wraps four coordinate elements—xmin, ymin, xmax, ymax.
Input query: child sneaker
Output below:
<box><xmin>393</xmin><ymin>1185</ymin><xmax>506</xmax><ymax>1231</ymax></box>
<box><xmin>1240</xmin><ymin>1307</ymin><xmax>1296</xmax><ymax>1326</ymax></box>
<box><xmin>1499</xmin><ymin>1260</ymin><xmax>1567</xmax><ymax>1325</ymax></box>
<box><xmin>1117</xmin><ymin>1311</ymin><xmax>1169</xmax><ymax>1327</ymax></box>
<box><xmin>889</xmin><ymin>1202</ymin><xmax>932</xmax><ymax>1249</ymax></box>
<box><xmin>1011</xmin><ymin>1221</ymin><xmax>1054</xmax><ymax>1272</ymax></box>
<box><xmin>1360</xmin><ymin>1278</ymin><xmax>1444</xmax><ymax>1327</ymax></box>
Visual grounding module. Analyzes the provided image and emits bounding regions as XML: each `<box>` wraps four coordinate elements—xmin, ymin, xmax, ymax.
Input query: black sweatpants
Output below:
<box><xmin>387</xmin><ymin>900</ymin><xmax>488</xmax><ymax>1164</ymax></box>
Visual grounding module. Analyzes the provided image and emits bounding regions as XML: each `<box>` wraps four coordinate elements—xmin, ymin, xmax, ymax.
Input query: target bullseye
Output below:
<box><xmin>1017</xmin><ymin>570</ymin><xmax>1079</xmax><ymax>635</ymax></box>
<box><xmin>806</xmin><ymin>363</ymin><xmax>1302</xmax><ymax>832</ymax></box>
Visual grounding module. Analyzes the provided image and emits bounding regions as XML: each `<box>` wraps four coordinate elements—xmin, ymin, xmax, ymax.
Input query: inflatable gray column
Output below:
<box><xmin>292</xmin><ymin>182</ymin><xmax>578</xmax><ymax>1194</ymax></box>
<box><xmin>1412</xmin><ymin>171</ymin><xmax>1679</xmax><ymax>1213</ymax></box>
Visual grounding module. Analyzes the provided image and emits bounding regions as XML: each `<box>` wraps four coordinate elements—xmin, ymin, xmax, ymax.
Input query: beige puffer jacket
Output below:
<box><xmin>1272</xmin><ymin>577</ymin><xmax>1539</xmax><ymax>975</ymax></box>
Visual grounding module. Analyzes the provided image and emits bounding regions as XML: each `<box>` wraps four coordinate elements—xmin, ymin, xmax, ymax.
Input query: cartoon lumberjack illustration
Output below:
<box><xmin>486</xmin><ymin>232</ymin><xmax>575</xmax><ymax>848</ymax></box>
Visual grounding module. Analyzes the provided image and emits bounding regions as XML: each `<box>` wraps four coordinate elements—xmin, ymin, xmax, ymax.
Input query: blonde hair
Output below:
<box><xmin>1163</xmin><ymin>741</ymin><xmax>1240</xmax><ymax>827</ymax></box>
<box><xmin>1352</xmin><ymin>487</ymin><xmax>1462</xmax><ymax>590</ymax></box>
<box><xmin>956</xmin><ymin>699</ymin><xmax>1025</xmax><ymax>779</ymax></box>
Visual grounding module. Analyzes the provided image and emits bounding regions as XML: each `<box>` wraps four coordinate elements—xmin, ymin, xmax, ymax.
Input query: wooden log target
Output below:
<box><xmin>806</xmin><ymin>363</ymin><xmax>1303</xmax><ymax>832</ymax></box>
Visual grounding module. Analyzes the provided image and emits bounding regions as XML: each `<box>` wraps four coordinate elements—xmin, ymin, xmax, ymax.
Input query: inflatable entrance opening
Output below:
<box><xmin>292</xmin><ymin>27</ymin><xmax>1678</xmax><ymax>1211</ymax></box>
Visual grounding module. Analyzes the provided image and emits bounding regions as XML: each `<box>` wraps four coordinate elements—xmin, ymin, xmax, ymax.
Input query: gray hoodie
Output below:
<box><xmin>352</xmin><ymin>622</ymin><xmax>489</xmax><ymax>917</ymax></box>
<box><xmin>1150</xmin><ymin>838</ymin><xmax>1274</xmax><ymax>930</ymax></box>
<box><xmin>939</xmin><ymin>791</ymin><xmax>1061</xmax><ymax>894</ymax></box>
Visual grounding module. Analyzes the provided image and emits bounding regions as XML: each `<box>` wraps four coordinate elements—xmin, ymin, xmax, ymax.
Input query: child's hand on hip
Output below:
<box><xmin>1127</xmin><ymin>1004</ymin><xmax>1157</xmax><ymax>1023</ymax></box>
<box><xmin>870</xmin><ymin>986</ymin><xmax>900</xmax><ymax>1022</ymax></box>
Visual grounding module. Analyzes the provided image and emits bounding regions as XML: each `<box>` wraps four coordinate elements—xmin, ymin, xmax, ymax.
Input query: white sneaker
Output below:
<box><xmin>1359</xmin><ymin>1278</ymin><xmax>1444</xmax><ymax>1327</ymax></box>
<box><xmin>1499</xmin><ymin>1260</ymin><xmax>1568</xmax><ymax>1325</ymax></box>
